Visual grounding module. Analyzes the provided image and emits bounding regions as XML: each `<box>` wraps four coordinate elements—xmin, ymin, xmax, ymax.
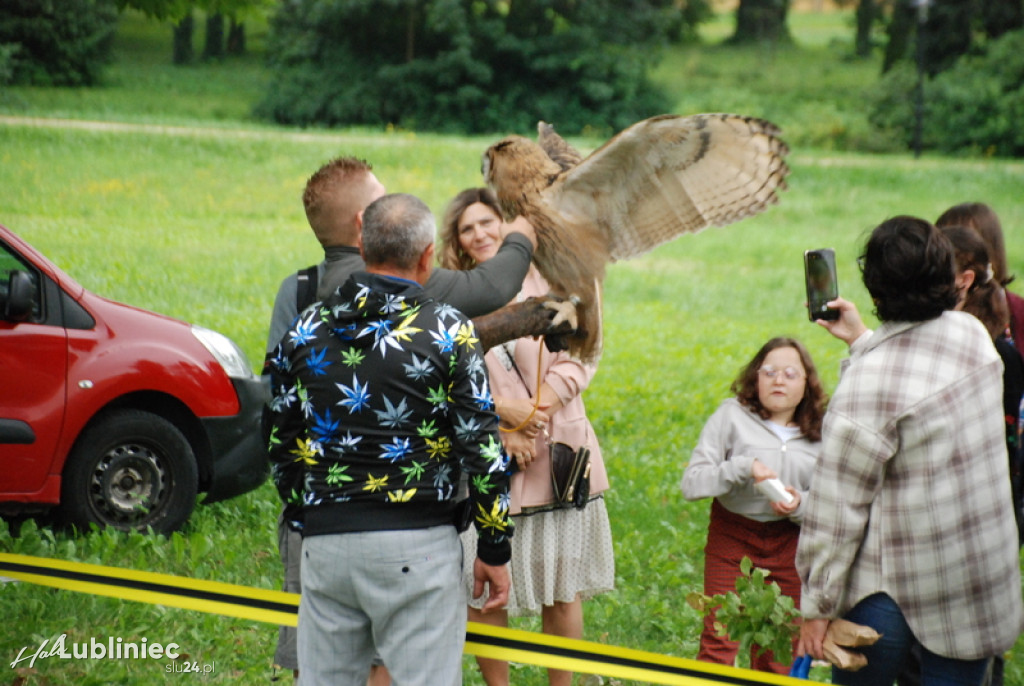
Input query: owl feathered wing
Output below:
<box><xmin>537</xmin><ymin>121</ymin><xmax>584</xmax><ymax>172</ymax></box>
<box><xmin>482</xmin><ymin>113</ymin><xmax>789</xmax><ymax>362</ymax></box>
<box><xmin>540</xmin><ymin>113</ymin><xmax>790</xmax><ymax>261</ymax></box>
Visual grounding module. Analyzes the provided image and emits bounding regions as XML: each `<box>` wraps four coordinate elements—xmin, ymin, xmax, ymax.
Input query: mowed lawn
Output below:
<box><xmin>1</xmin><ymin>5</ymin><xmax>1023</xmax><ymax>685</ymax></box>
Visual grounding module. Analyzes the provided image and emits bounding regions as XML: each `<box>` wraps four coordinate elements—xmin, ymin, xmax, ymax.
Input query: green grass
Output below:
<box><xmin>652</xmin><ymin>9</ymin><xmax>894</xmax><ymax>152</ymax></box>
<box><xmin>0</xmin><ymin>7</ymin><xmax>895</xmax><ymax>152</ymax></box>
<box><xmin>0</xmin><ymin>10</ymin><xmax>271</xmax><ymax>125</ymax></box>
<box><xmin>2</xmin><ymin>6</ymin><xmax>1024</xmax><ymax>685</ymax></box>
<box><xmin>701</xmin><ymin>5</ymin><xmax>861</xmax><ymax>46</ymax></box>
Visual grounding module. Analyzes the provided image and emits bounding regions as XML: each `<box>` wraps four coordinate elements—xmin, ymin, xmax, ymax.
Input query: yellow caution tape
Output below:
<box><xmin>466</xmin><ymin>621</ymin><xmax>808</xmax><ymax>685</ymax></box>
<box><xmin>0</xmin><ymin>552</ymin><xmax>298</xmax><ymax>627</ymax></box>
<box><xmin>0</xmin><ymin>553</ymin><xmax>808</xmax><ymax>685</ymax></box>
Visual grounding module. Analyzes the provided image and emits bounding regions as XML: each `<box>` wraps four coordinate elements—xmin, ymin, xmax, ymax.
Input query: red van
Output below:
<box><xmin>0</xmin><ymin>224</ymin><xmax>267</xmax><ymax>534</ymax></box>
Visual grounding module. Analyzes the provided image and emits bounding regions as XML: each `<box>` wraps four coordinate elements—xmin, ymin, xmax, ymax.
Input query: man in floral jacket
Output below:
<box><xmin>267</xmin><ymin>193</ymin><xmax>512</xmax><ymax>686</ymax></box>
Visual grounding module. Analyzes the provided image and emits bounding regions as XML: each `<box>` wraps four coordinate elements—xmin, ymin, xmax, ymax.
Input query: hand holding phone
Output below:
<box><xmin>804</xmin><ymin>248</ymin><xmax>840</xmax><ymax>321</ymax></box>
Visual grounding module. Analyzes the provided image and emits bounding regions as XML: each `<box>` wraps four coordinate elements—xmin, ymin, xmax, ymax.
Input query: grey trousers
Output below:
<box><xmin>298</xmin><ymin>526</ymin><xmax>466</xmax><ymax>686</ymax></box>
<box><xmin>275</xmin><ymin>515</ymin><xmax>302</xmax><ymax>670</ymax></box>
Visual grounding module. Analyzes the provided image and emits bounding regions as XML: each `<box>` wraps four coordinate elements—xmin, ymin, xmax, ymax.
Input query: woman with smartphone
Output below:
<box><xmin>681</xmin><ymin>336</ymin><xmax>827</xmax><ymax>673</ymax></box>
<box><xmin>797</xmin><ymin>216</ymin><xmax>1024</xmax><ymax>685</ymax></box>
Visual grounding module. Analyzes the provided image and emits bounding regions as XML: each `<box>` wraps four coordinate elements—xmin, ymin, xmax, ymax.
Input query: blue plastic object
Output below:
<box><xmin>788</xmin><ymin>654</ymin><xmax>812</xmax><ymax>679</ymax></box>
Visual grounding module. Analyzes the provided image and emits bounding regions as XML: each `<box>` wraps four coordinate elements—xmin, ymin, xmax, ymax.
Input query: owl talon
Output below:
<box><xmin>544</xmin><ymin>298</ymin><xmax>579</xmax><ymax>330</ymax></box>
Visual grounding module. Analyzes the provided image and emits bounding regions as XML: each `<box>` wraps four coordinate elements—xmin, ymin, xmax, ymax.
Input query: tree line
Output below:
<box><xmin>2</xmin><ymin>1</ymin><xmax>1024</xmax><ymax>154</ymax></box>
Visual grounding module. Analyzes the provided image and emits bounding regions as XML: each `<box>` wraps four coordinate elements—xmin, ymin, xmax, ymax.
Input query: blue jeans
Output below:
<box><xmin>833</xmin><ymin>593</ymin><xmax>991</xmax><ymax>686</ymax></box>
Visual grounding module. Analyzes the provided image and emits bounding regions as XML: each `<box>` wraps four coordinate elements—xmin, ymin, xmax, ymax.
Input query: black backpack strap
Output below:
<box><xmin>295</xmin><ymin>264</ymin><xmax>319</xmax><ymax>312</ymax></box>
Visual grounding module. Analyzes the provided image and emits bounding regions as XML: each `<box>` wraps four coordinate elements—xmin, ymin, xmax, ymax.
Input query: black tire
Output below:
<box><xmin>60</xmin><ymin>409</ymin><xmax>198</xmax><ymax>534</ymax></box>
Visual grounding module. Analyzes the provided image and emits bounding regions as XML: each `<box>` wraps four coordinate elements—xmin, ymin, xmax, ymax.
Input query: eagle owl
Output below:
<box><xmin>483</xmin><ymin>113</ymin><xmax>790</xmax><ymax>362</ymax></box>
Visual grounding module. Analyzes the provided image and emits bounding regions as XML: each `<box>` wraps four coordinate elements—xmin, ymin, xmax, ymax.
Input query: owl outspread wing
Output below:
<box><xmin>542</xmin><ymin>113</ymin><xmax>790</xmax><ymax>261</ymax></box>
<box><xmin>483</xmin><ymin>113</ymin><xmax>789</xmax><ymax>361</ymax></box>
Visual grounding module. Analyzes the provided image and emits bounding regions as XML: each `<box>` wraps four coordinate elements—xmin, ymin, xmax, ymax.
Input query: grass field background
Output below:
<box><xmin>1</xmin><ymin>5</ymin><xmax>1023</xmax><ymax>684</ymax></box>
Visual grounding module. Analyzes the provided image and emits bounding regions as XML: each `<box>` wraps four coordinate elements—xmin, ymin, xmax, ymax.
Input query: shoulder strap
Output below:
<box><xmin>295</xmin><ymin>264</ymin><xmax>319</xmax><ymax>312</ymax></box>
<box><xmin>494</xmin><ymin>343</ymin><xmax>533</xmax><ymax>397</ymax></box>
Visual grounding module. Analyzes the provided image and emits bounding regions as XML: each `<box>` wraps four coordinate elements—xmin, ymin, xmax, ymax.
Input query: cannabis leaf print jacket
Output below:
<box><xmin>267</xmin><ymin>272</ymin><xmax>513</xmax><ymax>565</ymax></box>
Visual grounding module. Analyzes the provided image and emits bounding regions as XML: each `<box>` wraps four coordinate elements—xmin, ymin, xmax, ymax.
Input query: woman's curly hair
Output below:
<box><xmin>730</xmin><ymin>337</ymin><xmax>827</xmax><ymax>442</ymax></box>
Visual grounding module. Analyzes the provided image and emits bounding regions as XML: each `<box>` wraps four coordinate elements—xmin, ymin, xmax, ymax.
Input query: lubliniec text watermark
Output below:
<box><xmin>10</xmin><ymin>634</ymin><xmax>215</xmax><ymax>674</ymax></box>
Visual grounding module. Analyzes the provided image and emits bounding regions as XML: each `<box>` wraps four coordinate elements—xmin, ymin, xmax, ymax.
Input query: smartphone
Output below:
<box><xmin>804</xmin><ymin>248</ymin><xmax>840</xmax><ymax>321</ymax></box>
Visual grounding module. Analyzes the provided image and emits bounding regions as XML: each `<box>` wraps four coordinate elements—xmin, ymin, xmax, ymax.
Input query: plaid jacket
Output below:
<box><xmin>797</xmin><ymin>311</ymin><xmax>1024</xmax><ymax>659</ymax></box>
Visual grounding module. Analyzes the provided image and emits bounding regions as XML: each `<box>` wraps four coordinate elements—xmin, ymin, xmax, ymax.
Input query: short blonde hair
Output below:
<box><xmin>302</xmin><ymin>157</ymin><xmax>376</xmax><ymax>247</ymax></box>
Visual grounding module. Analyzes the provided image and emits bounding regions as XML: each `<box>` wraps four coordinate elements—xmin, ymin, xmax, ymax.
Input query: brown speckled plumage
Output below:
<box><xmin>483</xmin><ymin>113</ymin><xmax>790</xmax><ymax>362</ymax></box>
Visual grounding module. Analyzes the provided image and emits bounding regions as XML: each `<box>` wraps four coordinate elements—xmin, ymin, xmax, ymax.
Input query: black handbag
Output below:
<box><xmin>550</xmin><ymin>442</ymin><xmax>591</xmax><ymax>509</ymax></box>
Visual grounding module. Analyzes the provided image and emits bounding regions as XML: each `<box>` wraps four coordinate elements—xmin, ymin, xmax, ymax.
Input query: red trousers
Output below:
<box><xmin>697</xmin><ymin>499</ymin><xmax>801</xmax><ymax>674</ymax></box>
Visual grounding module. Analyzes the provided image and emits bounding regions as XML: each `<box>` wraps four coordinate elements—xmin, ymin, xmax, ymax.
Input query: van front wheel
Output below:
<box><xmin>60</xmin><ymin>410</ymin><xmax>198</xmax><ymax>534</ymax></box>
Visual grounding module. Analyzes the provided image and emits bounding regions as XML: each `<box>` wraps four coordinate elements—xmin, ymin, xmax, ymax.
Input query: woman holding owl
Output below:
<box><xmin>442</xmin><ymin>188</ymin><xmax>615</xmax><ymax>686</ymax></box>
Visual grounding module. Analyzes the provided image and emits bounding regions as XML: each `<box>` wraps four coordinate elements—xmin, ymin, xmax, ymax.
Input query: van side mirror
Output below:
<box><xmin>3</xmin><ymin>271</ymin><xmax>34</xmax><ymax>322</ymax></box>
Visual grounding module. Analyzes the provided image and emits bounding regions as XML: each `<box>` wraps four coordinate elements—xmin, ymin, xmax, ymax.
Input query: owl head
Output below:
<box><xmin>483</xmin><ymin>136</ymin><xmax>563</xmax><ymax>219</ymax></box>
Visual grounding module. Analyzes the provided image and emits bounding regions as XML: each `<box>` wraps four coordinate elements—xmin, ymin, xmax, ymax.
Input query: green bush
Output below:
<box><xmin>0</xmin><ymin>42</ymin><xmax>17</xmax><ymax>85</ymax></box>
<box><xmin>686</xmin><ymin>556</ymin><xmax>800</xmax><ymax>668</ymax></box>
<box><xmin>0</xmin><ymin>0</ymin><xmax>118</xmax><ymax>86</ymax></box>
<box><xmin>254</xmin><ymin>0</ymin><xmax>677</xmax><ymax>136</ymax></box>
<box><xmin>865</xmin><ymin>61</ymin><xmax>919</xmax><ymax>148</ymax></box>
<box><xmin>868</xmin><ymin>29</ymin><xmax>1024</xmax><ymax>156</ymax></box>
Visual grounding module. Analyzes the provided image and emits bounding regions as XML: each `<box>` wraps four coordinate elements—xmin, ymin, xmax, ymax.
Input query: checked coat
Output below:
<box><xmin>796</xmin><ymin>310</ymin><xmax>1024</xmax><ymax>659</ymax></box>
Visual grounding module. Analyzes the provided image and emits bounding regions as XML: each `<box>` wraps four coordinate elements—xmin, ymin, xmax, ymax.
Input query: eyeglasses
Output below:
<box><xmin>856</xmin><ymin>255</ymin><xmax>866</xmax><ymax>271</ymax></box>
<box><xmin>758</xmin><ymin>365</ymin><xmax>805</xmax><ymax>381</ymax></box>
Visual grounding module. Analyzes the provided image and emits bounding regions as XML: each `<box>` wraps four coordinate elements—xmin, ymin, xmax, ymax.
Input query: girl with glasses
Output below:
<box><xmin>682</xmin><ymin>336</ymin><xmax>827</xmax><ymax>673</ymax></box>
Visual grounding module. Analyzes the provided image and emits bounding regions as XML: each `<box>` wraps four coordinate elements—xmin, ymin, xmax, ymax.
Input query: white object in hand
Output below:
<box><xmin>755</xmin><ymin>478</ymin><xmax>794</xmax><ymax>504</ymax></box>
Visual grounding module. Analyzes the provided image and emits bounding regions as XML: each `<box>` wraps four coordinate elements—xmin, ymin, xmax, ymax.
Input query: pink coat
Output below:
<box><xmin>486</xmin><ymin>268</ymin><xmax>609</xmax><ymax>513</ymax></box>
